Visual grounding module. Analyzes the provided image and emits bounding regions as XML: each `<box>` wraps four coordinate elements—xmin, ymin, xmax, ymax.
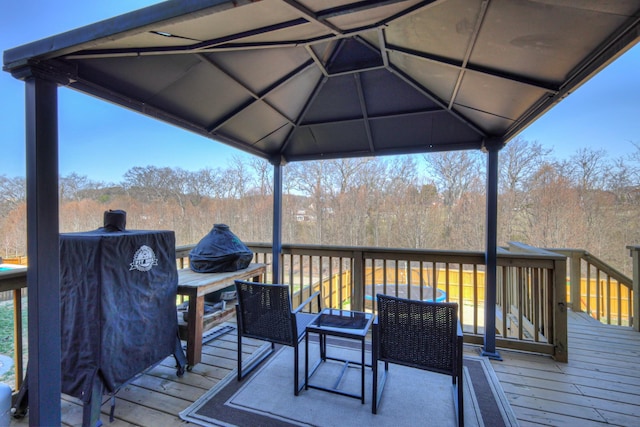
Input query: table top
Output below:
<box><xmin>177</xmin><ymin>263</ymin><xmax>266</xmax><ymax>294</ymax></box>
<box><xmin>306</xmin><ymin>308</ymin><xmax>374</xmax><ymax>338</ymax></box>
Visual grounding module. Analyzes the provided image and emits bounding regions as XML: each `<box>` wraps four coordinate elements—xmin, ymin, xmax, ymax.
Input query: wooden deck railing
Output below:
<box><xmin>550</xmin><ymin>248</ymin><xmax>634</xmax><ymax>328</ymax></box>
<box><xmin>8</xmin><ymin>240</ymin><xmax>638</xmax><ymax>391</ymax></box>
<box><xmin>180</xmin><ymin>242</ymin><xmax>568</xmax><ymax>360</ymax></box>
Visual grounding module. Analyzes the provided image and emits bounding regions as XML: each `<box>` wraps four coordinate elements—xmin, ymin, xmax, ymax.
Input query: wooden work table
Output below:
<box><xmin>177</xmin><ymin>263</ymin><xmax>266</xmax><ymax>367</ymax></box>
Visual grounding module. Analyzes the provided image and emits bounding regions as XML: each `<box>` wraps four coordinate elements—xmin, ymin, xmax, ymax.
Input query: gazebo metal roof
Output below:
<box><xmin>3</xmin><ymin>1</ymin><xmax>639</xmax><ymax>425</ymax></box>
<box><xmin>5</xmin><ymin>0</ymin><xmax>639</xmax><ymax>162</ymax></box>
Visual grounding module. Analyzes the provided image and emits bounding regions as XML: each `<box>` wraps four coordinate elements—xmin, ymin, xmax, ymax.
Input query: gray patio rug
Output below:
<box><xmin>180</xmin><ymin>341</ymin><xmax>518</xmax><ymax>427</ymax></box>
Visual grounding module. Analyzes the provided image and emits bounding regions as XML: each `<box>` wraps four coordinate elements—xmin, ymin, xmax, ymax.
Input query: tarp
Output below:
<box><xmin>189</xmin><ymin>224</ymin><xmax>253</xmax><ymax>273</ymax></box>
<box><xmin>59</xmin><ymin>229</ymin><xmax>185</xmax><ymax>399</ymax></box>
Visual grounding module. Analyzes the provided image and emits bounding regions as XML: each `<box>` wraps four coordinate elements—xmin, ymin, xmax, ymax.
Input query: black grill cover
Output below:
<box><xmin>59</xmin><ymin>228</ymin><xmax>183</xmax><ymax>400</ymax></box>
<box><xmin>189</xmin><ymin>224</ymin><xmax>253</xmax><ymax>273</ymax></box>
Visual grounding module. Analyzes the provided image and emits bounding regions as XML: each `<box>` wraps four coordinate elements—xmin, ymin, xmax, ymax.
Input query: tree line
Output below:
<box><xmin>1</xmin><ymin>137</ymin><xmax>640</xmax><ymax>275</ymax></box>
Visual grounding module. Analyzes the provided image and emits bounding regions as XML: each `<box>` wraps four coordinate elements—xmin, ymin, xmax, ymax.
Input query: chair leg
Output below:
<box><xmin>372</xmin><ymin>325</ymin><xmax>378</xmax><ymax>414</ymax></box>
<box><xmin>372</xmin><ymin>358</ymin><xmax>378</xmax><ymax>413</ymax></box>
<box><xmin>237</xmin><ymin>318</ymin><xmax>243</xmax><ymax>381</ymax></box>
<box><xmin>238</xmin><ymin>341</ymin><xmax>275</xmax><ymax>381</ymax></box>
<box><xmin>456</xmin><ymin>364</ymin><xmax>464</xmax><ymax>427</ymax></box>
<box><xmin>457</xmin><ymin>381</ymin><xmax>464</xmax><ymax>427</ymax></box>
<box><xmin>372</xmin><ymin>325</ymin><xmax>388</xmax><ymax>414</ymax></box>
<box><xmin>455</xmin><ymin>339</ymin><xmax>464</xmax><ymax>427</ymax></box>
<box><xmin>294</xmin><ymin>341</ymin><xmax>299</xmax><ymax>396</ymax></box>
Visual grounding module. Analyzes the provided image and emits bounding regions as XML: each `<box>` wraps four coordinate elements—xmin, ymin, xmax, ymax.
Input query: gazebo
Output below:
<box><xmin>3</xmin><ymin>1</ymin><xmax>639</xmax><ymax>424</ymax></box>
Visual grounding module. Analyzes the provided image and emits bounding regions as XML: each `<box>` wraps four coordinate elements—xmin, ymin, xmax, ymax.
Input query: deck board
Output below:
<box><xmin>492</xmin><ymin>309</ymin><xmax>640</xmax><ymax>426</ymax></box>
<box><xmin>10</xmin><ymin>310</ymin><xmax>640</xmax><ymax>426</ymax></box>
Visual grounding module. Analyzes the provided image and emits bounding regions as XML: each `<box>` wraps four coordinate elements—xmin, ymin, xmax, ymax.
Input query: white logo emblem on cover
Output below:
<box><xmin>130</xmin><ymin>245</ymin><xmax>158</xmax><ymax>272</ymax></box>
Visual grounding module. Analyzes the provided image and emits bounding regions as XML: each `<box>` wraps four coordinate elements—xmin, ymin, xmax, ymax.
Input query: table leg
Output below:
<box><xmin>186</xmin><ymin>295</ymin><xmax>205</xmax><ymax>367</ymax></box>
<box><xmin>361</xmin><ymin>338</ymin><xmax>365</xmax><ymax>404</ymax></box>
<box><xmin>305</xmin><ymin>332</ymin><xmax>309</xmax><ymax>390</ymax></box>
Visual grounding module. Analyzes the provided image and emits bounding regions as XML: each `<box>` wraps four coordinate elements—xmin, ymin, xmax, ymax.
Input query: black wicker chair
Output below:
<box><xmin>234</xmin><ymin>280</ymin><xmax>321</xmax><ymax>395</ymax></box>
<box><xmin>372</xmin><ymin>294</ymin><xmax>463</xmax><ymax>427</ymax></box>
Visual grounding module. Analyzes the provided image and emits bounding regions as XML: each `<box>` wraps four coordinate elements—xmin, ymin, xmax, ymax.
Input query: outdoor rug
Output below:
<box><xmin>180</xmin><ymin>342</ymin><xmax>518</xmax><ymax>427</ymax></box>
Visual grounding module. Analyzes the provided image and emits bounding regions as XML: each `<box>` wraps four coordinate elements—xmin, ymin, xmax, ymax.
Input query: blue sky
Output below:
<box><xmin>1</xmin><ymin>2</ymin><xmax>639</xmax><ymax>183</ymax></box>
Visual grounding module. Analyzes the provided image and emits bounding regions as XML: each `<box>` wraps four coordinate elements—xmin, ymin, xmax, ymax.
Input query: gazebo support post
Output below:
<box><xmin>24</xmin><ymin>74</ymin><xmax>62</xmax><ymax>425</ymax></box>
<box><xmin>271</xmin><ymin>159</ymin><xmax>284</xmax><ymax>284</ymax></box>
<box><xmin>481</xmin><ymin>138</ymin><xmax>503</xmax><ymax>360</ymax></box>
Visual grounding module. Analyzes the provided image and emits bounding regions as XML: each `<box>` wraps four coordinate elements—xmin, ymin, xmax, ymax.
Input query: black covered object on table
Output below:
<box><xmin>189</xmin><ymin>224</ymin><xmax>253</xmax><ymax>273</ymax></box>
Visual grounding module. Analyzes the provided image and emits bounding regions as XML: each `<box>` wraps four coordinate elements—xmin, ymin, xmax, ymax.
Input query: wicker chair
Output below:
<box><xmin>372</xmin><ymin>294</ymin><xmax>463</xmax><ymax>427</ymax></box>
<box><xmin>234</xmin><ymin>280</ymin><xmax>321</xmax><ymax>395</ymax></box>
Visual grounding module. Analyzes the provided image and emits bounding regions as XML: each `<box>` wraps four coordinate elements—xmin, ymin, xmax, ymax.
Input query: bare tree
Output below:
<box><xmin>123</xmin><ymin>166</ymin><xmax>174</xmax><ymax>201</ymax></box>
<box><xmin>424</xmin><ymin>150</ymin><xmax>483</xmax><ymax>243</ymax></box>
<box><xmin>248</xmin><ymin>157</ymin><xmax>273</xmax><ymax>196</ymax></box>
<box><xmin>524</xmin><ymin>163</ymin><xmax>585</xmax><ymax>248</ymax></box>
<box><xmin>566</xmin><ymin>147</ymin><xmax>609</xmax><ymax>193</ymax></box>
<box><xmin>326</xmin><ymin>158</ymin><xmax>372</xmax><ymax>195</ymax></box>
<box><xmin>1</xmin><ymin>201</ymin><xmax>26</xmax><ymax>258</ymax></box>
<box><xmin>219</xmin><ymin>155</ymin><xmax>250</xmax><ymax>199</ymax></box>
<box><xmin>286</xmin><ymin>160</ymin><xmax>332</xmax><ymax>243</ymax></box>
<box><xmin>605</xmin><ymin>157</ymin><xmax>638</xmax><ymax>203</ymax></box>
<box><xmin>424</xmin><ymin>150</ymin><xmax>483</xmax><ymax>207</ymax></box>
<box><xmin>499</xmin><ymin>137</ymin><xmax>551</xmax><ymax>193</ymax></box>
<box><xmin>0</xmin><ymin>175</ymin><xmax>26</xmax><ymax>218</ymax></box>
<box><xmin>498</xmin><ymin>138</ymin><xmax>550</xmax><ymax>243</ymax></box>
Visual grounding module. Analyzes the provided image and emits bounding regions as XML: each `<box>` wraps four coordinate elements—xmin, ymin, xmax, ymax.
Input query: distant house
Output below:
<box><xmin>295</xmin><ymin>209</ymin><xmax>315</xmax><ymax>222</ymax></box>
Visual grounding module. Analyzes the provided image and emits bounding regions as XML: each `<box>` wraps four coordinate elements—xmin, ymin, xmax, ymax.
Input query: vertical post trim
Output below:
<box><xmin>272</xmin><ymin>162</ymin><xmax>283</xmax><ymax>284</ymax></box>
<box><xmin>482</xmin><ymin>139</ymin><xmax>502</xmax><ymax>360</ymax></box>
<box><xmin>25</xmin><ymin>76</ymin><xmax>61</xmax><ymax>425</ymax></box>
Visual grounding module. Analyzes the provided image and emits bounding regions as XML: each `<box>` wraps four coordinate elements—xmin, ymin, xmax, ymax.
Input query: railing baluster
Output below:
<box><xmin>473</xmin><ymin>264</ymin><xmax>479</xmax><ymax>335</ymax></box>
<box><xmin>595</xmin><ymin>269</ymin><xmax>601</xmax><ymax>321</ymax></box>
<box><xmin>382</xmin><ymin>259</ymin><xmax>387</xmax><ymax>297</ymax></box>
<box><xmin>394</xmin><ymin>260</ymin><xmax>399</xmax><ymax>295</ymax></box>
<box><xmin>432</xmin><ymin>264</ymin><xmax>438</xmax><ymax>301</ymax></box>
<box><xmin>533</xmin><ymin>267</ymin><xmax>540</xmax><ymax>342</ymax></box>
<box><xmin>458</xmin><ymin>263</ymin><xmax>464</xmax><ymax>327</ymax></box>
<box><xmin>499</xmin><ymin>265</ymin><xmax>506</xmax><ymax>338</ymax></box>
<box><xmin>616</xmin><ymin>279</ymin><xmax>622</xmax><ymax>326</ymax></box>
<box><xmin>13</xmin><ymin>288</ymin><xmax>24</xmax><ymax>391</ymax></box>
<box><xmin>445</xmin><ymin>263</ymin><xmax>450</xmax><ymax>304</ymax></box>
<box><xmin>606</xmin><ymin>276</ymin><xmax>611</xmax><ymax>325</ymax></box>
<box><xmin>586</xmin><ymin>264</ymin><xmax>592</xmax><ymax>316</ymax></box>
<box><xmin>518</xmin><ymin>267</ymin><xmax>524</xmax><ymax>341</ymax></box>
<box><xmin>329</xmin><ymin>257</ymin><xmax>335</xmax><ymax>309</ymax></box>
<box><xmin>338</xmin><ymin>257</ymin><xmax>344</xmax><ymax>309</ymax></box>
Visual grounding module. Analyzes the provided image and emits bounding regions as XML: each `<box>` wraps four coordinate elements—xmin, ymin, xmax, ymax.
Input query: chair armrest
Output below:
<box><xmin>293</xmin><ymin>290</ymin><xmax>321</xmax><ymax>314</ymax></box>
<box><xmin>456</xmin><ymin>319</ymin><xmax>463</xmax><ymax>339</ymax></box>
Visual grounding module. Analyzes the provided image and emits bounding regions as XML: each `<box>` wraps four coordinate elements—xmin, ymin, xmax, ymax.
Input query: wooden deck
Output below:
<box><xmin>11</xmin><ymin>309</ymin><xmax>640</xmax><ymax>426</ymax></box>
<box><xmin>493</xmin><ymin>310</ymin><xmax>640</xmax><ymax>427</ymax></box>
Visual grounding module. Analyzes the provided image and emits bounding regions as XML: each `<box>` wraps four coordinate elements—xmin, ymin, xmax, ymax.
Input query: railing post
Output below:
<box><xmin>627</xmin><ymin>246</ymin><xmax>640</xmax><ymax>332</ymax></box>
<box><xmin>352</xmin><ymin>250</ymin><xmax>364</xmax><ymax>312</ymax></box>
<box><xmin>553</xmin><ymin>257</ymin><xmax>568</xmax><ymax>362</ymax></box>
<box><xmin>569</xmin><ymin>251</ymin><xmax>583</xmax><ymax>312</ymax></box>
